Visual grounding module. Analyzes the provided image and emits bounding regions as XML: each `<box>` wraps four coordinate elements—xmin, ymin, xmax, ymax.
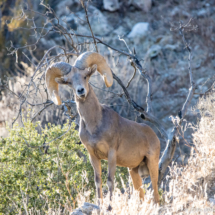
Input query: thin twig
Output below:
<box><xmin>69</xmin><ymin>33</ymin><xmax>134</xmax><ymax>57</ymax></box>
<box><xmin>81</xmin><ymin>0</ymin><xmax>98</xmax><ymax>53</ymax></box>
<box><xmin>31</xmin><ymin>102</ymin><xmax>53</xmax><ymax>122</ymax></box>
<box><xmin>118</xmin><ymin>36</ymin><xmax>132</xmax><ymax>54</ymax></box>
<box><xmin>17</xmin><ymin>134</ymin><xmax>38</xmax><ymax>149</ymax></box>
<box><xmin>90</xmin><ymin>82</ymin><xmax>122</xmax><ymax>96</ymax></box>
<box><xmin>26</xmin><ymin>100</ymin><xmax>52</xmax><ymax>106</ymax></box>
<box><xmin>126</xmin><ymin>62</ymin><xmax>136</xmax><ymax>88</ymax></box>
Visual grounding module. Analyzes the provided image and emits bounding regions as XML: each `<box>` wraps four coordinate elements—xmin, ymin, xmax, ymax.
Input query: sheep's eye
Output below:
<box><xmin>84</xmin><ymin>76</ymin><xmax>87</xmax><ymax>80</ymax></box>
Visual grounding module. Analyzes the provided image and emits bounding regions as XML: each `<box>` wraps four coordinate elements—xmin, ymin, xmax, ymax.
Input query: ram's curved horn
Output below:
<box><xmin>74</xmin><ymin>52</ymin><xmax>113</xmax><ymax>87</ymax></box>
<box><xmin>45</xmin><ymin>62</ymin><xmax>72</xmax><ymax>105</ymax></box>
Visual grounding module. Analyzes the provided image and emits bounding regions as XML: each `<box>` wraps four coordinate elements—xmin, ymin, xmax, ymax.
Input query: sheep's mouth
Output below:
<box><xmin>77</xmin><ymin>94</ymin><xmax>86</xmax><ymax>99</ymax></box>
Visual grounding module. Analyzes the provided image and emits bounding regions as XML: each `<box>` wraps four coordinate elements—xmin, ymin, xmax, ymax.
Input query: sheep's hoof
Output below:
<box><xmin>107</xmin><ymin>205</ymin><xmax>112</xmax><ymax>211</ymax></box>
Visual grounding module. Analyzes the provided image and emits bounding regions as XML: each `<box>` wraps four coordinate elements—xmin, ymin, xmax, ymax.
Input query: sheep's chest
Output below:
<box><xmin>79</xmin><ymin>124</ymin><xmax>108</xmax><ymax>160</ymax></box>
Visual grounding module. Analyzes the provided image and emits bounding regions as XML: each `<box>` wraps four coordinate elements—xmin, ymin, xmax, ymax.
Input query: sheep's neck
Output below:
<box><xmin>75</xmin><ymin>85</ymin><xmax>102</xmax><ymax>135</ymax></box>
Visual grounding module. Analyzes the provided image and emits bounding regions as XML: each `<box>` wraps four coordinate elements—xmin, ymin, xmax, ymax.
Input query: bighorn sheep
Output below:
<box><xmin>45</xmin><ymin>52</ymin><xmax>160</xmax><ymax>204</ymax></box>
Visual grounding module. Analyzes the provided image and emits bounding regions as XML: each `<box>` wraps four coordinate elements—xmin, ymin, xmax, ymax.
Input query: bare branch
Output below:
<box><xmin>80</xmin><ymin>0</ymin><xmax>98</xmax><ymax>52</ymax></box>
<box><xmin>12</xmin><ymin>96</ymin><xmax>26</xmax><ymax>127</ymax></box>
<box><xmin>125</xmin><ymin>62</ymin><xmax>136</xmax><ymax>88</ymax></box>
<box><xmin>158</xmin><ymin>19</ymin><xmax>197</xmax><ymax>185</ymax></box>
<box><xmin>26</xmin><ymin>101</ymin><xmax>52</xmax><ymax>106</ymax></box>
<box><xmin>31</xmin><ymin>102</ymin><xmax>53</xmax><ymax>122</ymax></box>
<box><xmin>118</xmin><ymin>36</ymin><xmax>132</xmax><ymax>54</ymax></box>
<box><xmin>69</xmin><ymin>33</ymin><xmax>134</xmax><ymax>58</ymax></box>
<box><xmin>112</xmin><ymin>71</ymin><xmax>168</xmax><ymax>141</ymax></box>
<box><xmin>90</xmin><ymin>82</ymin><xmax>122</xmax><ymax>96</ymax></box>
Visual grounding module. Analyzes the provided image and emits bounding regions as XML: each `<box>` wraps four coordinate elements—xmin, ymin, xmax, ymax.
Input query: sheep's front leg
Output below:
<box><xmin>107</xmin><ymin>149</ymin><xmax>116</xmax><ymax>199</ymax></box>
<box><xmin>89</xmin><ymin>154</ymin><xmax>103</xmax><ymax>203</ymax></box>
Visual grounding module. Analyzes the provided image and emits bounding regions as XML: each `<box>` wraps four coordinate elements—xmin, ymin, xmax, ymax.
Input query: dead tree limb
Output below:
<box><xmin>80</xmin><ymin>0</ymin><xmax>98</xmax><ymax>53</ymax></box>
<box><xmin>112</xmin><ymin>71</ymin><xmax>168</xmax><ymax>141</ymax></box>
<box><xmin>158</xmin><ymin>20</ymin><xmax>196</xmax><ymax>185</ymax></box>
<box><xmin>31</xmin><ymin>102</ymin><xmax>54</xmax><ymax>122</ymax></box>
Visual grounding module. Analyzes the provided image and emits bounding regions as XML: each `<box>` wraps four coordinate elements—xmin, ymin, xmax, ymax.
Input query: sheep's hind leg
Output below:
<box><xmin>147</xmin><ymin>158</ymin><xmax>159</xmax><ymax>204</ymax></box>
<box><xmin>129</xmin><ymin>166</ymin><xmax>145</xmax><ymax>200</ymax></box>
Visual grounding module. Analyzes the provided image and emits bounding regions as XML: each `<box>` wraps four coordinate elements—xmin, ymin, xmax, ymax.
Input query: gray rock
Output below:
<box><xmin>209</xmin><ymin>198</ymin><xmax>215</xmax><ymax>206</ymax></box>
<box><xmin>212</xmin><ymin>60</ymin><xmax>215</xmax><ymax>68</ymax></box>
<box><xmin>158</xmin><ymin>35</ymin><xmax>173</xmax><ymax>46</ymax></box>
<box><xmin>146</xmin><ymin>45</ymin><xmax>161</xmax><ymax>58</ymax></box>
<box><xmin>127</xmin><ymin>22</ymin><xmax>149</xmax><ymax>38</ymax></box>
<box><xmin>132</xmin><ymin>0</ymin><xmax>152</xmax><ymax>12</ymax></box>
<box><xmin>194</xmin><ymin>59</ymin><xmax>202</xmax><ymax>69</ymax></box>
<box><xmin>40</xmin><ymin>38</ymin><xmax>56</xmax><ymax>48</ymax></box>
<box><xmin>75</xmin><ymin>6</ymin><xmax>113</xmax><ymax>36</ymax></box>
<box><xmin>171</xmin><ymin>7</ymin><xmax>190</xmax><ymax>17</ymax></box>
<box><xmin>103</xmin><ymin>0</ymin><xmax>119</xmax><ymax>12</ymax></box>
<box><xmin>178</xmin><ymin>88</ymin><xmax>188</xmax><ymax>95</ymax></box>
<box><xmin>81</xmin><ymin>202</ymin><xmax>99</xmax><ymax>214</ymax></box>
<box><xmin>76</xmin><ymin>25</ymin><xmax>90</xmax><ymax>36</ymax></box>
<box><xmin>196</xmin><ymin>77</ymin><xmax>207</xmax><ymax>85</ymax></box>
<box><xmin>57</xmin><ymin>5</ymin><xmax>113</xmax><ymax>36</ymax></box>
<box><xmin>56</xmin><ymin>0</ymin><xmax>80</xmax><ymax>16</ymax></box>
<box><xmin>164</xmin><ymin>44</ymin><xmax>179</xmax><ymax>51</ymax></box>
<box><xmin>71</xmin><ymin>202</ymin><xmax>100</xmax><ymax>215</ymax></box>
<box><xmin>170</xmin><ymin>7</ymin><xmax>179</xmax><ymax>16</ymax></box>
<box><xmin>71</xmin><ymin>208</ymin><xmax>84</xmax><ymax>215</ymax></box>
<box><xmin>113</xmin><ymin>26</ymin><xmax>128</xmax><ymax>36</ymax></box>
<box><xmin>197</xmin><ymin>9</ymin><xmax>208</xmax><ymax>17</ymax></box>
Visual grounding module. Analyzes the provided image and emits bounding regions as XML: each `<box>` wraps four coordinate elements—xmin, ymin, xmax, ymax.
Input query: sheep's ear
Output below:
<box><xmin>55</xmin><ymin>76</ymin><xmax>68</xmax><ymax>85</ymax></box>
<box><xmin>88</xmin><ymin>64</ymin><xmax>97</xmax><ymax>76</ymax></box>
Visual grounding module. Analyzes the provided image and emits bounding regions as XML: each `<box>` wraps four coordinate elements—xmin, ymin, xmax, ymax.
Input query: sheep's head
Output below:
<box><xmin>45</xmin><ymin>52</ymin><xmax>113</xmax><ymax>105</ymax></box>
<box><xmin>55</xmin><ymin>65</ymin><xmax>97</xmax><ymax>101</ymax></box>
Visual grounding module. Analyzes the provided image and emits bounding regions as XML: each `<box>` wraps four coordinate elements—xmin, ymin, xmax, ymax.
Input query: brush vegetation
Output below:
<box><xmin>0</xmin><ymin>115</ymin><xmax>128</xmax><ymax>214</ymax></box>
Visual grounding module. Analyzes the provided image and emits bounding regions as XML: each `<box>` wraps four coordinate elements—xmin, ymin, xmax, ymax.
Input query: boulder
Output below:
<box><xmin>86</xmin><ymin>6</ymin><xmax>113</xmax><ymax>36</ymax></box>
<box><xmin>56</xmin><ymin>0</ymin><xmax>81</xmax><ymax>16</ymax></box>
<box><xmin>71</xmin><ymin>202</ymin><xmax>100</xmax><ymax>215</ymax></box>
<box><xmin>132</xmin><ymin>0</ymin><xmax>152</xmax><ymax>12</ymax></box>
<box><xmin>127</xmin><ymin>22</ymin><xmax>149</xmax><ymax>38</ymax></box>
<box><xmin>103</xmin><ymin>0</ymin><xmax>119</xmax><ymax>12</ymax></box>
<box><xmin>197</xmin><ymin>8</ymin><xmax>208</xmax><ymax>17</ymax></box>
<box><xmin>209</xmin><ymin>198</ymin><xmax>215</xmax><ymax>206</ymax></box>
<box><xmin>113</xmin><ymin>26</ymin><xmax>128</xmax><ymax>36</ymax></box>
<box><xmin>164</xmin><ymin>44</ymin><xmax>179</xmax><ymax>51</ymax></box>
<box><xmin>158</xmin><ymin>35</ymin><xmax>173</xmax><ymax>46</ymax></box>
<box><xmin>56</xmin><ymin>5</ymin><xmax>113</xmax><ymax>36</ymax></box>
<box><xmin>74</xmin><ymin>6</ymin><xmax>113</xmax><ymax>36</ymax></box>
<box><xmin>146</xmin><ymin>45</ymin><xmax>161</xmax><ymax>58</ymax></box>
<box><xmin>71</xmin><ymin>208</ymin><xmax>84</xmax><ymax>215</ymax></box>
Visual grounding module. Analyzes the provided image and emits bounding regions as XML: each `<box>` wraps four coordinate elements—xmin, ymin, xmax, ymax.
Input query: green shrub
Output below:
<box><xmin>0</xmin><ymin>118</ymin><xmax>128</xmax><ymax>214</ymax></box>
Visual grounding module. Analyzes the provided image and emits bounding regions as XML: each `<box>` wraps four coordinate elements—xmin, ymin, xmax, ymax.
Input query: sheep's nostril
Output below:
<box><xmin>77</xmin><ymin>88</ymin><xmax>84</xmax><ymax>94</ymax></box>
